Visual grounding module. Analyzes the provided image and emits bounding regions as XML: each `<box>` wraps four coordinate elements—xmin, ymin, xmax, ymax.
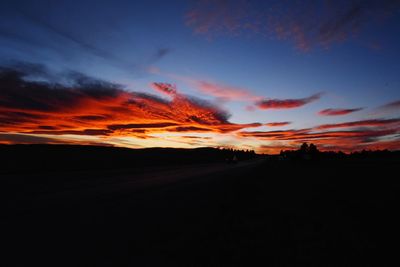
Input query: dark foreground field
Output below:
<box><xmin>2</xmin><ymin>145</ymin><xmax>400</xmax><ymax>266</ymax></box>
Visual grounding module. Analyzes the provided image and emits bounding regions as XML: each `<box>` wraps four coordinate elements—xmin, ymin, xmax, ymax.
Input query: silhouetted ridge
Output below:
<box><xmin>0</xmin><ymin>144</ymin><xmax>257</xmax><ymax>174</ymax></box>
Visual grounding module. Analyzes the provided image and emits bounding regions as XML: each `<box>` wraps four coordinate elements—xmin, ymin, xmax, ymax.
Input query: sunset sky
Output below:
<box><xmin>0</xmin><ymin>0</ymin><xmax>399</xmax><ymax>153</ymax></box>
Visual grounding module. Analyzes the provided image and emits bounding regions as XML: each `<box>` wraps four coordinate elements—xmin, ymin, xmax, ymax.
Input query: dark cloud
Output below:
<box><xmin>154</xmin><ymin>48</ymin><xmax>171</xmax><ymax>61</ymax></box>
<box><xmin>37</xmin><ymin>125</ymin><xmax>58</xmax><ymax>130</ymax></box>
<box><xmin>28</xmin><ymin>129</ymin><xmax>114</xmax><ymax>136</ymax></box>
<box><xmin>380</xmin><ymin>99</ymin><xmax>400</xmax><ymax>110</ymax></box>
<box><xmin>318</xmin><ymin>108</ymin><xmax>363</xmax><ymax>116</ymax></box>
<box><xmin>73</xmin><ymin>115</ymin><xmax>110</xmax><ymax>121</ymax></box>
<box><xmin>0</xmin><ymin>133</ymin><xmax>64</xmax><ymax>144</ymax></box>
<box><xmin>239</xmin><ymin>117</ymin><xmax>400</xmax><ymax>151</ymax></box>
<box><xmin>171</xmin><ymin>126</ymin><xmax>210</xmax><ymax>132</ymax></box>
<box><xmin>108</xmin><ymin>123</ymin><xmax>179</xmax><ymax>131</ymax></box>
<box><xmin>0</xmin><ymin>65</ymin><xmax>124</xmax><ymax>112</ymax></box>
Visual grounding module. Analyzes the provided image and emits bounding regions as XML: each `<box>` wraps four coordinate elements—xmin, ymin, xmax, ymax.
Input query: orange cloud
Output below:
<box><xmin>318</xmin><ymin>108</ymin><xmax>363</xmax><ymax>116</ymax></box>
<box><xmin>258</xmin><ymin>143</ymin><xmax>298</xmax><ymax>154</ymax></box>
<box><xmin>0</xmin><ymin>66</ymin><xmax>261</xmax><ymax>142</ymax></box>
<box><xmin>2</xmin><ymin>64</ymin><xmax>399</xmax><ymax>152</ymax></box>
<box><xmin>266</xmin><ymin>122</ymin><xmax>291</xmax><ymax>127</ymax></box>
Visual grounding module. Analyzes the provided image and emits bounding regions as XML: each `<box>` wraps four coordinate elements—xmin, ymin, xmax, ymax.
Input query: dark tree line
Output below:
<box><xmin>279</xmin><ymin>143</ymin><xmax>400</xmax><ymax>161</ymax></box>
<box><xmin>0</xmin><ymin>144</ymin><xmax>258</xmax><ymax>174</ymax></box>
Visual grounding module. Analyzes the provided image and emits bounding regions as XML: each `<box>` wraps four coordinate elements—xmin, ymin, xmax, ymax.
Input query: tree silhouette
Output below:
<box><xmin>309</xmin><ymin>143</ymin><xmax>319</xmax><ymax>154</ymax></box>
<box><xmin>300</xmin><ymin>142</ymin><xmax>309</xmax><ymax>153</ymax></box>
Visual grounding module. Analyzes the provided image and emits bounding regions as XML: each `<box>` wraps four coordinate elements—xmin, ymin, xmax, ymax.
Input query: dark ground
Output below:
<box><xmin>2</xmin><ymin>146</ymin><xmax>400</xmax><ymax>266</ymax></box>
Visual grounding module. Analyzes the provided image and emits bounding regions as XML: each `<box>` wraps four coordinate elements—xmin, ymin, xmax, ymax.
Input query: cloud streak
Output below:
<box><xmin>380</xmin><ymin>99</ymin><xmax>400</xmax><ymax>111</ymax></box>
<box><xmin>256</xmin><ymin>93</ymin><xmax>322</xmax><ymax>110</ymax></box>
<box><xmin>195</xmin><ymin>80</ymin><xmax>261</xmax><ymax>102</ymax></box>
<box><xmin>149</xmin><ymin>70</ymin><xmax>321</xmax><ymax>111</ymax></box>
<box><xmin>0</xmin><ymin>8</ymin><xmax>170</xmax><ymax>74</ymax></box>
<box><xmin>316</xmin><ymin>118</ymin><xmax>400</xmax><ymax>130</ymax></box>
<box><xmin>239</xmin><ymin>118</ymin><xmax>400</xmax><ymax>152</ymax></box>
<box><xmin>318</xmin><ymin>108</ymin><xmax>363</xmax><ymax>116</ymax></box>
<box><xmin>266</xmin><ymin>122</ymin><xmax>291</xmax><ymax>127</ymax></box>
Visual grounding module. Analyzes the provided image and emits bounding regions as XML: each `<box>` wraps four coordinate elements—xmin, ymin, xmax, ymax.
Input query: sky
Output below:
<box><xmin>0</xmin><ymin>0</ymin><xmax>399</xmax><ymax>153</ymax></box>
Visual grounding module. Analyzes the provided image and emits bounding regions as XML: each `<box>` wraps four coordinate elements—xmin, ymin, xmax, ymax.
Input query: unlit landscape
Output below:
<box><xmin>3</xmin><ymin>145</ymin><xmax>400</xmax><ymax>266</ymax></box>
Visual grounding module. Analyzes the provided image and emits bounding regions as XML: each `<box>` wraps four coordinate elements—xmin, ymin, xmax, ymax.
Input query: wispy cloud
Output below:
<box><xmin>0</xmin><ymin>8</ymin><xmax>170</xmax><ymax>73</ymax></box>
<box><xmin>0</xmin><ymin>133</ymin><xmax>65</xmax><ymax>145</ymax></box>
<box><xmin>379</xmin><ymin>99</ymin><xmax>400</xmax><ymax>111</ymax></box>
<box><xmin>149</xmin><ymin>69</ymin><xmax>322</xmax><ymax>111</ymax></box>
<box><xmin>256</xmin><ymin>93</ymin><xmax>322</xmax><ymax>110</ymax></box>
<box><xmin>239</xmin><ymin>128</ymin><xmax>398</xmax><ymax>141</ymax></box>
<box><xmin>174</xmin><ymin>76</ymin><xmax>321</xmax><ymax>111</ymax></box>
<box><xmin>16</xmin><ymin>9</ymin><xmax>133</xmax><ymax>67</ymax></box>
<box><xmin>146</xmin><ymin>70</ymin><xmax>267</xmax><ymax>113</ymax></box>
<box><xmin>186</xmin><ymin>0</ymin><xmax>400</xmax><ymax>50</ymax></box>
<box><xmin>153</xmin><ymin>48</ymin><xmax>171</xmax><ymax>61</ymax></box>
<box><xmin>266</xmin><ymin>122</ymin><xmax>291</xmax><ymax>127</ymax></box>
<box><xmin>315</xmin><ymin>118</ymin><xmax>400</xmax><ymax>130</ymax></box>
<box><xmin>240</xmin><ymin>117</ymin><xmax>400</xmax><ymax>152</ymax></box>
<box><xmin>195</xmin><ymin>80</ymin><xmax>261</xmax><ymax>102</ymax></box>
<box><xmin>318</xmin><ymin>108</ymin><xmax>363</xmax><ymax>116</ymax></box>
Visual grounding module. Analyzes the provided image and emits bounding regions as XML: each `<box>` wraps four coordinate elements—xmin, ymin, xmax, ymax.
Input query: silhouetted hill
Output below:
<box><xmin>0</xmin><ymin>144</ymin><xmax>257</xmax><ymax>174</ymax></box>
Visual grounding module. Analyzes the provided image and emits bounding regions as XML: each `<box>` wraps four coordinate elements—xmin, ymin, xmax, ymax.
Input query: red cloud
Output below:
<box><xmin>316</xmin><ymin>118</ymin><xmax>400</xmax><ymax>130</ymax></box>
<box><xmin>2</xmin><ymin>65</ymin><xmax>398</xmax><ymax>152</ymax></box>
<box><xmin>0</xmin><ymin>67</ymin><xmax>261</xmax><ymax>141</ymax></box>
<box><xmin>318</xmin><ymin>108</ymin><xmax>363</xmax><ymax>116</ymax></box>
<box><xmin>256</xmin><ymin>93</ymin><xmax>322</xmax><ymax>110</ymax></box>
<box><xmin>239</xmin><ymin>119</ymin><xmax>400</xmax><ymax>152</ymax></box>
<box><xmin>239</xmin><ymin>127</ymin><xmax>399</xmax><ymax>141</ymax></box>
<box><xmin>265</xmin><ymin>122</ymin><xmax>291</xmax><ymax>127</ymax></box>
